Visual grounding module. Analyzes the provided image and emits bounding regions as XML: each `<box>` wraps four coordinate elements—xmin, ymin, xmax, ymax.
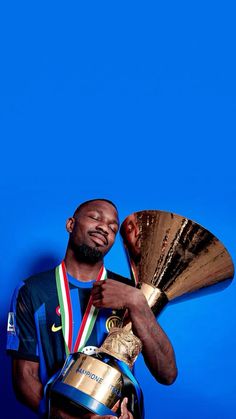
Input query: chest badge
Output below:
<box><xmin>105</xmin><ymin>315</ymin><xmax>122</xmax><ymax>332</ymax></box>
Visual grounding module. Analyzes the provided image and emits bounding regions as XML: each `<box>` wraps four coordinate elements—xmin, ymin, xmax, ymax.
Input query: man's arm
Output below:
<box><xmin>91</xmin><ymin>279</ymin><xmax>178</xmax><ymax>385</ymax></box>
<box><xmin>127</xmin><ymin>294</ymin><xmax>177</xmax><ymax>384</ymax></box>
<box><xmin>12</xmin><ymin>358</ymin><xmax>43</xmax><ymax>412</ymax></box>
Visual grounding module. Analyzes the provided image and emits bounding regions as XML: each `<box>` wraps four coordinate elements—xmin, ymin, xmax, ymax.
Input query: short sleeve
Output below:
<box><xmin>6</xmin><ymin>281</ymin><xmax>39</xmax><ymax>362</ymax></box>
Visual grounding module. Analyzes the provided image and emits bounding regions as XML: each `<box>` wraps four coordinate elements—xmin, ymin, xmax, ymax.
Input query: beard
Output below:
<box><xmin>71</xmin><ymin>242</ymin><xmax>104</xmax><ymax>264</ymax></box>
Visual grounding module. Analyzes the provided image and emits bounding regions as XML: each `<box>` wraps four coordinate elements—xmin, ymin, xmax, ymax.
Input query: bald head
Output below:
<box><xmin>73</xmin><ymin>199</ymin><xmax>118</xmax><ymax>219</ymax></box>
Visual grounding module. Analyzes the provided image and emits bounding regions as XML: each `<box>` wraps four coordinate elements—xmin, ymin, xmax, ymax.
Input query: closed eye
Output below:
<box><xmin>88</xmin><ymin>215</ymin><xmax>100</xmax><ymax>221</ymax></box>
<box><xmin>109</xmin><ymin>225</ymin><xmax>118</xmax><ymax>234</ymax></box>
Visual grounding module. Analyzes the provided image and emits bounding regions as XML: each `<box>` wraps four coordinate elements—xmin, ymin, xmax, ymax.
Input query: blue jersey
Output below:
<box><xmin>6</xmin><ymin>267</ymin><xmax>132</xmax><ymax>387</ymax></box>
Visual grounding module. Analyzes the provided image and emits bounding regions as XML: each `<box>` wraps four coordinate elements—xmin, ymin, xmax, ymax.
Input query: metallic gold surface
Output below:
<box><xmin>139</xmin><ymin>283</ymin><xmax>168</xmax><ymax>313</ymax></box>
<box><xmin>99</xmin><ymin>210</ymin><xmax>234</xmax><ymax>368</ymax></box>
<box><xmin>98</xmin><ymin>327</ymin><xmax>142</xmax><ymax>368</ymax></box>
<box><xmin>61</xmin><ymin>353</ymin><xmax>123</xmax><ymax>408</ymax></box>
<box><xmin>120</xmin><ymin>210</ymin><xmax>234</xmax><ymax>304</ymax></box>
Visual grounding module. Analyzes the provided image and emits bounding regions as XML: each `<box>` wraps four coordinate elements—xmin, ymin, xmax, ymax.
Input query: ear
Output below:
<box><xmin>66</xmin><ymin>217</ymin><xmax>75</xmax><ymax>233</ymax></box>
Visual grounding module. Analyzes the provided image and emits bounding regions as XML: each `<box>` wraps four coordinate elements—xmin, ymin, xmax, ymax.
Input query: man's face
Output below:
<box><xmin>121</xmin><ymin>214</ymin><xmax>141</xmax><ymax>256</ymax></box>
<box><xmin>68</xmin><ymin>200</ymin><xmax>119</xmax><ymax>259</ymax></box>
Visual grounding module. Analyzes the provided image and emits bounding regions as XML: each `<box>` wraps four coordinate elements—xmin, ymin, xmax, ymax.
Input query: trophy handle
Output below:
<box><xmin>139</xmin><ymin>283</ymin><xmax>169</xmax><ymax>315</ymax></box>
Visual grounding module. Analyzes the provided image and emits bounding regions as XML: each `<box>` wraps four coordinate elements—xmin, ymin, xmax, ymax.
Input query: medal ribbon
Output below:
<box><xmin>55</xmin><ymin>261</ymin><xmax>107</xmax><ymax>355</ymax></box>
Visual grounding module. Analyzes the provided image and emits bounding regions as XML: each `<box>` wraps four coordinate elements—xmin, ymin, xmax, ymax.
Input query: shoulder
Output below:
<box><xmin>21</xmin><ymin>268</ymin><xmax>56</xmax><ymax>293</ymax></box>
<box><xmin>24</xmin><ymin>268</ymin><xmax>56</xmax><ymax>286</ymax></box>
<box><xmin>15</xmin><ymin>268</ymin><xmax>57</xmax><ymax>306</ymax></box>
<box><xmin>106</xmin><ymin>269</ymin><xmax>134</xmax><ymax>287</ymax></box>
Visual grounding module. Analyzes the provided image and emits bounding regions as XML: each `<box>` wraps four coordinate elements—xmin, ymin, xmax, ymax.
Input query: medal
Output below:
<box><xmin>55</xmin><ymin>261</ymin><xmax>107</xmax><ymax>355</ymax></box>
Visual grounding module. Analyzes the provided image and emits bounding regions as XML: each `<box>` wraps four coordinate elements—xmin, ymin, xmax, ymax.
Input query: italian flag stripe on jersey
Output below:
<box><xmin>55</xmin><ymin>261</ymin><xmax>107</xmax><ymax>355</ymax></box>
<box><xmin>74</xmin><ymin>266</ymin><xmax>107</xmax><ymax>352</ymax></box>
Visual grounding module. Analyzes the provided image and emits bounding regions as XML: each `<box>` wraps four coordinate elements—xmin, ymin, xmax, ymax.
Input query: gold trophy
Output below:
<box><xmin>49</xmin><ymin>210</ymin><xmax>234</xmax><ymax>418</ymax></box>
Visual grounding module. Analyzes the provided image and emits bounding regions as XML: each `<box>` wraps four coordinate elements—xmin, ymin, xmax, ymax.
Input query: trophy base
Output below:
<box><xmin>48</xmin><ymin>352</ymin><xmax>144</xmax><ymax>419</ymax></box>
<box><xmin>50</xmin><ymin>381</ymin><xmax>117</xmax><ymax>417</ymax></box>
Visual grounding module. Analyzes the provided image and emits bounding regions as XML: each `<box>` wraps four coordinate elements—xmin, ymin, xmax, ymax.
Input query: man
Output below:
<box><xmin>7</xmin><ymin>199</ymin><xmax>177</xmax><ymax>418</ymax></box>
<box><xmin>119</xmin><ymin>213</ymin><xmax>141</xmax><ymax>284</ymax></box>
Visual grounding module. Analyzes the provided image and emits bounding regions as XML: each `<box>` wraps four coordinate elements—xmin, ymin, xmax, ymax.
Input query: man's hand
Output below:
<box><xmin>50</xmin><ymin>398</ymin><xmax>133</xmax><ymax>419</ymax></box>
<box><xmin>119</xmin><ymin>398</ymin><xmax>134</xmax><ymax>419</ymax></box>
<box><xmin>91</xmin><ymin>279</ymin><xmax>146</xmax><ymax>311</ymax></box>
<box><xmin>82</xmin><ymin>398</ymin><xmax>133</xmax><ymax>419</ymax></box>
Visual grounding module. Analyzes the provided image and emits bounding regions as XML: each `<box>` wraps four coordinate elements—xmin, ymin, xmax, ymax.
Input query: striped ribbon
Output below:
<box><xmin>55</xmin><ymin>261</ymin><xmax>107</xmax><ymax>355</ymax></box>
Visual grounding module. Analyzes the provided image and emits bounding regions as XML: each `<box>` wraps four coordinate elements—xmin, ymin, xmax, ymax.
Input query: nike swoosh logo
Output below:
<box><xmin>51</xmin><ymin>324</ymin><xmax>62</xmax><ymax>332</ymax></box>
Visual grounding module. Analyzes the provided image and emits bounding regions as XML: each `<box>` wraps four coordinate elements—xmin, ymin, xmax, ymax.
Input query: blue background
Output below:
<box><xmin>1</xmin><ymin>1</ymin><xmax>235</xmax><ymax>418</ymax></box>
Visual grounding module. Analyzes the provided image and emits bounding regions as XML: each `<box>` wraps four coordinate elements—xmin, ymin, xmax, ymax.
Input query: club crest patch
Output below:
<box><xmin>7</xmin><ymin>312</ymin><xmax>16</xmax><ymax>334</ymax></box>
<box><xmin>105</xmin><ymin>315</ymin><xmax>122</xmax><ymax>332</ymax></box>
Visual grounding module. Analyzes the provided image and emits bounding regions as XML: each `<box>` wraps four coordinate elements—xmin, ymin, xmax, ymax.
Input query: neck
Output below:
<box><xmin>64</xmin><ymin>247</ymin><xmax>104</xmax><ymax>281</ymax></box>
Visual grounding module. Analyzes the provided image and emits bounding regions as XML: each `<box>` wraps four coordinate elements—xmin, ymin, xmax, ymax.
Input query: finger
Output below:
<box><xmin>91</xmin><ymin>288</ymin><xmax>102</xmax><ymax>300</ymax></box>
<box><xmin>121</xmin><ymin>398</ymin><xmax>128</xmax><ymax>415</ymax></box>
<box><xmin>91</xmin><ymin>299</ymin><xmax>103</xmax><ymax>308</ymax></box>
<box><xmin>92</xmin><ymin>281</ymin><xmax>103</xmax><ymax>289</ymax></box>
<box><xmin>91</xmin><ymin>287</ymin><xmax>103</xmax><ymax>301</ymax></box>
<box><xmin>111</xmin><ymin>399</ymin><xmax>120</xmax><ymax>412</ymax></box>
<box><xmin>87</xmin><ymin>415</ymin><xmax>115</xmax><ymax>419</ymax></box>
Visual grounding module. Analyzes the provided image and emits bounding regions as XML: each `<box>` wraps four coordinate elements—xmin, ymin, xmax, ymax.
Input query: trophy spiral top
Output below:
<box><xmin>120</xmin><ymin>210</ymin><xmax>234</xmax><ymax>302</ymax></box>
<box><xmin>99</xmin><ymin>210</ymin><xmax>234</xmax><ymax>366</ymax></box>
